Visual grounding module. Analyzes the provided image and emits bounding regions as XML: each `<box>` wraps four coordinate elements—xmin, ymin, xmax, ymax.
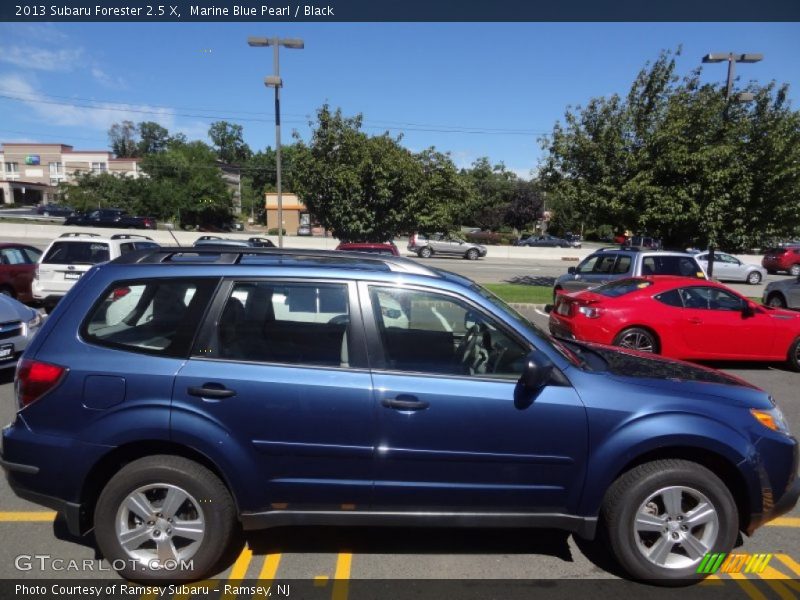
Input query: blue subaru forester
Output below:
<box><xmin>1</xmin><ymin>247</ymin><xmax>798</xmax><ymax>583</ymax></box>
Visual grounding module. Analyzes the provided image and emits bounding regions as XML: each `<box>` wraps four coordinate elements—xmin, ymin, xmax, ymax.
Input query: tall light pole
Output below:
<box><xmin>248</xmin><ymin>36</ymin><xmax>304</xmax><ymax>248</ymax></box>
<box><xmin>700</xmin><ymin>52</ymin><xmax>762</xmax><ymax>278</ymax></box>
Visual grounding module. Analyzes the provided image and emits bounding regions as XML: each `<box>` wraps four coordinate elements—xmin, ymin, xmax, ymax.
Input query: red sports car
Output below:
<box><xmin>548</xmin><ymin>276</ymin><xmax>800</xmax><ymax>370</ymax></box>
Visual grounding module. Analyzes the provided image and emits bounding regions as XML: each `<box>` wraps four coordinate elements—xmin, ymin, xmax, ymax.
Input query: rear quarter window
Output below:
<box><xmin>596</xmin><ymin>279</ymin><xmax>653</xmax><ymax>298</ymax></box>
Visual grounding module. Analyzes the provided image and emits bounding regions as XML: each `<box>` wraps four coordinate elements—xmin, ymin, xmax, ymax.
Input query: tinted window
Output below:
<box><xmin>43</xmin><ymin>241</ymin><xmax>110</xmax><ymax>265</ymax></box>
<box><xmin>641</xmin><ymin>255</ymin><xmax>703</xmax><ymax>278</ymax></box>
<box><xmin>369</xmin><ymin>286</ymin><xmax>528</xmax><ymax>378</ymax></box>
<box><xmin>655</xmin><ymin>289</ymin><xmax>683</xmax><ymax>307</ymax></box>
<box><xmin>613</xmin><ymin>255</ymin><xmax>632</xmax><ymax>274</ymax></box>
<box><xmin>577</xmin><ymin>254</ymin><xmax>618</xmax><ymax>274</ymax></box>
<box><xmin>214</xmin><ymin>281</ymin><xmax>351</xmax><ymax>368</ymax></box>
<box><xmin>84</xmin><ymin>279</ymin><xmax>215</xmax><ymax>357</ymax></box>
<box><xmin>678</xmin><ymin>287</ymin><xmax>745</xmax><ymax>311</ymax></box>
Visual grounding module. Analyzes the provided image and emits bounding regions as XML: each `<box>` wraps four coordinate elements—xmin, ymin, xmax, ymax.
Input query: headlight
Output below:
<box><xmin>21</xmin><ymin>311</ymin><xmax>43</xmax><ymax>337</ymax></box>
<box><xmin>750</xmin><ymin>407</ymin><xmax>791</xmax><ymax>435</ymax></box>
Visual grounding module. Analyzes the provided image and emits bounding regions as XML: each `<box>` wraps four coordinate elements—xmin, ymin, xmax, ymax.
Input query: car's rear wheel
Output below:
<box><xmin>602</xmin><ymin>460</ymin><xmax>738</xmax><ymax>584</ymax></box>
<box><xmin>613</xmin><ymin>327</ymin><xmax>659</xmax><ymax>353</ymax></box>
<box><xmin>418</xmin><ymin>247</ymin><xmax>433</xmax><ymax>258</ymax></box>
<box><xmin>746</xmin><ymin>271</ymin><xmax>762</xmax><ymax>285</ymax></box>
<box><xmin>465</xmin><ymin>248</ymin><xmax>479</xmax><ymax>261</ymax></box>
<box><xmin>791</xmin><ymin>265</ymin><xmax>800</xmax><ymax>277</ymax></box>
<box><xmin>767</xmin><ymin>293</ymin><xmax>787</xmax><ymax>308</ymax></box>
<box><xmin>94</xmin><ymin>455</ymin><xmax>236</xmax><ymax>582</ymax></box>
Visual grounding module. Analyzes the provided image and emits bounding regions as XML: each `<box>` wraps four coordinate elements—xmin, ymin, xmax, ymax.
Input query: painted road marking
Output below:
<box><xmin>0</xmin><ymin>511</ymin><xmax>56</xmax><ymax>521</ymax></box>
<box><xmin>333</xmin><ymin>552</ymin><xmax>352</xmax><ymax>600</ymax></box>
<box><xmin>775</xmin><ymin>554</ymin><xmax>800</xmax><ymax>578</ymax></box>
<box><xmin>221</xmin><ymin>545</ymin><xmax>253</xmax><ymax>600</ymax></box>
<box><xmin>767</xmin><ymin>518</ymin><xmax>800</xmax><ymax>528</ymax></box>
<box><xmin>257</xmin><ymin>553</ymin><xmax>282</xmax><ymax>583</ymax></box>
<box><xmin>729</xmin><ymin>572</ymin><xmax>770</xmax><ymax>600</ymax></box>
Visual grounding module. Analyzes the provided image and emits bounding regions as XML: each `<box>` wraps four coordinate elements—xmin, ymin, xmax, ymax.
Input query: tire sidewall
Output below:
<box><xmin>466</xmin><ymin>249</ymin><xmax>478</xmax><ymax>261</ymax></box>
<box><xmin>787</xmin><ymin>338</ymin><xmax>800</xmax><ymax>372</ymax></box>
<box><xmin>746</xmin><ymin>271</ymin><xmax>761</xmax><ymax>285</ymax></box>
<box><xmin>613</xmin><ymin>327</ymin><xmax>658</xmax><ymax>353</ymax></box>
<box><xmin>94</xmin><ymin>459</ymin><xmax>234</xmax><ymax>582</ymax></box>
<box><xmin>606</xmin><ymin>464</ymin><xmax>738</xmax><ymax>583</ymax></box>
<box><xmin>419</xmin><ymin>247</ymin><xmax>432</xmax><ymax>258</ymax></box>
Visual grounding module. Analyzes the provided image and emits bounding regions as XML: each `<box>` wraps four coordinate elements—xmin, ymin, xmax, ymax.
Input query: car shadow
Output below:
<box><xmin>0</xmin><ymin>369</ymin><xmax>14</xmax><ymax>385</ymax></box>
<box><xmin>506</xmin><ymin>275</ymin><xmax>557</xmax><ymax>287</ymax></box>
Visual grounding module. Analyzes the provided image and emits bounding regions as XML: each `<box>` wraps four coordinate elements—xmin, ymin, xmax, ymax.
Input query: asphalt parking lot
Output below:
<box><xmin>0</xmin><ymin>232</ymin><xmax>797</xmax><ymax>597</ymax></box>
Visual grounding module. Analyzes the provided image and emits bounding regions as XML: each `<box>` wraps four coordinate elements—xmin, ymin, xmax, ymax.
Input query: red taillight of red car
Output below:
<box><xmin>111</xmin><ymin>286</ymin><xmax>130</xmax><ymax>301</ymax></box>
<box><xmin>15</xmin><ymin>359</ymin><xmax>67</xmax><ymax>409</ymax></box>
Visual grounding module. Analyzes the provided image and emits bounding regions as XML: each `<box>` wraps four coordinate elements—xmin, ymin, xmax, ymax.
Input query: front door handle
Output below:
<box><xmin>382</xmin><ymin>396</ymin><xmax>429</xmax><ymax>411</ymax></box>
<box><xmin>187</xmin><ymin>384</ymin><xmax>236</xmax><ymax>399</ymax></box>
<box><xmin>687</xmin><ymin>318</ymin><xmax>703</xmax><ymax>325</ymax></box>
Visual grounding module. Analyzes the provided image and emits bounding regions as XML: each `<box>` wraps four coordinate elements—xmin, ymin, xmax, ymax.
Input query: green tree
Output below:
<box><xmin>108</xmin><ymin>120</ymin><xmax>139</xmax><ymax>158</ymax></box>
<box><xmin>209</xmin><ymin>121</ymin><xmax>252</xmax><ymax>164</ymax></box>
<box><xmin>137</xmin><ymin>121</ymin><xmax>171</xmax><ymax>155</ymax></box>
<box><xmin>461</xmin><ymin>158</ymin><xmax>518</xmax><ymax>230</ymax></box>
<box><xmin>291</xmin><ymin>105</ymin><xmax>468</xmax><ymax>242</ymax></box>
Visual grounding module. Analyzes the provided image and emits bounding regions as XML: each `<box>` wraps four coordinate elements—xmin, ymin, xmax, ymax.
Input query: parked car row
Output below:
<box><xmin>1</xmin><ymin>244</ymin><xmax>797</xmax><ymax>586</ymax></box>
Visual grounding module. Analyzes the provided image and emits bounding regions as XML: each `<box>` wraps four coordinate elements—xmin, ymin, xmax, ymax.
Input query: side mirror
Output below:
<box><xmin>515</xmin><ymin>349</ymin><xmax>555</xmax><ymax>409</ymax></box>
<box><xmin>567</xmin><ymin>266</ymin><xmax>576</xmax><ymax>275</ymax></box>
<box><xmin>743</xmin><ymin>302</ymin><xmax>756</xmax><ymax>318</ymax></box>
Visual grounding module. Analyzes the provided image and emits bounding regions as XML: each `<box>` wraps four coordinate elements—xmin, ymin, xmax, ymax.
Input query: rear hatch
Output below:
<box><xmin>37</xmin><ymin>240</ymin><xmax>110</xmax><ymax>294</ymax></box>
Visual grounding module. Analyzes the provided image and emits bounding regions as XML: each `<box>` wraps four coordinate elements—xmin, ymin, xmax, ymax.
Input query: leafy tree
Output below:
<box><xmin>461</xmin><ymin>158</ymin><xmax>518</xmax><ymax>230</ymax></box>
<box><xmin>541</xmin><ymin>49</ymin><xmax>800</xmax><ymax>250</ymax></box>
<box><xmin>137</xmin><ymin>121</ymin><xmax>171</xmax><ymax>155</ymax></box>
<box><xmin>209</xmin><ymin>121</ymin><xmax>251</xmax><ymax>164</ymax></box>
<box><xmin>108</xmin><ymin>120</ymin><xmax>139</xmax><ymax>158</ymax></box>
<box><xmin>505</xmin><ymin>181</ymin><xmax>544</xmax><ymax>232</ymax></box>
<box><xmin>292</xmin><ymin>105</ymin><xmax>468</xmax><ymax>242</ymax></box>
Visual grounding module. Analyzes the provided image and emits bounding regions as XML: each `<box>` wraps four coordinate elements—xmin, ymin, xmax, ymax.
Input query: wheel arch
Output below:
<box><xmin>78</xmin><ymin>440</ymin><xmax>240</xmax><ymax>533</ymax></box>
<box><xmin>766</xmin><ymin>291</ymin><xmax>787</xmax><ymax>306</ymax></box>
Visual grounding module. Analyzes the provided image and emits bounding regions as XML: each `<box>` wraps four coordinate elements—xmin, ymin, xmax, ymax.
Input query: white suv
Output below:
<box><xmin>33</xmin><ymin>233</ymin><xmax>159</xmax><ymax>311</ymax></box>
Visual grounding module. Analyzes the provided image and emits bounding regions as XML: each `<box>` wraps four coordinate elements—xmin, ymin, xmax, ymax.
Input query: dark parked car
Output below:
<box><xmin>517</xmin><ymin>234</ymin><xmax>572</xmax><ymax>248</ymax></box>
<box><xmin>35</xmin><ymin>203</ymin><xmax>75</xmax><ymax>217</ymax></box>
<box><xmin>335</xmin><ymin>242</ymin><xmax>400</xmax><ymax>256</ymax></box>
<box><xmin>2</xmin><ymin>247</ymin><xmax>797</xmax><ymax>584</ymax></box>
<box><xmin>0</xmin><ymin>243</ymin><xmax>42</xmax><ymax>303</ymax></box>
<box><xmin>65</xmin><ymin>208</ymin><xmax>156</xmax><ymax>230</ymax></box>
<box><xmin>193</xmin><ymin>236</ymin><xmax>276</xmax><ymax>248</ymax></box>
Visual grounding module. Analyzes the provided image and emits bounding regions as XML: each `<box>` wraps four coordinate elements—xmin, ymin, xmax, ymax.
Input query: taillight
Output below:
<box><xmin>34</xmin><ymin>264</ymin><xmax>39</xmax><ymax>280</ymax></box>
<box><xmin>112</xmin><ymin>286</ymin><xmax>130</xmax><ymax>301</ymax></box>
<box><xmin>578</xmin><ymin>305</ymin><xmax>602</xmax><ymax>318</ymax></box>
<box><xmin>15</xmin><ymin>359</ymin><xmax>67</xmax><ymax>409</ymax></box>
<box><xmin>410</xmin><ymin>234</ymin><xmax>417</xmax><ymax>245</ymax></box>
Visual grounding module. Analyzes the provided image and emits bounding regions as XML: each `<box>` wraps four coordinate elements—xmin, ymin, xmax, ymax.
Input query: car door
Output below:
<box><xmin>172</xmin><ymin>279</ymin><xmax>375</xmax><ymax>513</ymax></box>
<box><xmin>361</xmin><ymin>282</ymin><xmax>587</xmax><ymax>513</ymax></box>
<box><xmin>677</xmin><ymin>286</ymin><xmax>774</xmax><ymax>358</ymax></box>
<box><xmin>699</xmin><ymin>253</ymin><xmax>739</xmax><ymax>281</ymax></box>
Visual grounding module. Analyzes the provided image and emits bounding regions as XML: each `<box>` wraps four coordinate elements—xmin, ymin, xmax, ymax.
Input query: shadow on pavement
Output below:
<box><xmin>507</xmin><ymin>275</ymin><xmax>557</xmax><ymax>287</ymax></box>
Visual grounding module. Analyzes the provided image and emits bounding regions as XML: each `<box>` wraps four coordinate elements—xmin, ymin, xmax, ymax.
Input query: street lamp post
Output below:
<box><xmin>248</xmin><ymin>36</ymin><xmax>304</xmax><ymax>248</ymax></box>
<box><xmin>700</xmin><ymin>52</ymin><xmax>763</xmax><ymax>278</ymax></box>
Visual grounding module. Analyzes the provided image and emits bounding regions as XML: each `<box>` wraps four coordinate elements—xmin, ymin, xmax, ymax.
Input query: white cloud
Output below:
<box><xmin>91</xmin><ymin>67</ymin><xmax>127</xmax><ymax>90</ymax></box>
<box><xmin>0</xmin><ymin>45</ymin><xmax>83</xmax><ymax>72</ymax></box>
<box><xmin>0</xmin><ymin>74</ymin><xmax>176</xmax><ymax>132</ymax></box>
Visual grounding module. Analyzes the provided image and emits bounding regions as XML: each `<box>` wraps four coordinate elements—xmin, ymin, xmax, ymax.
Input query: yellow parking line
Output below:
<box><xmin>332</xmin><ymin>552</ymin><xmax>351</xmax><ymax>600</ymax></box>
<box><xmin>313</xmin><ymin>576</ymin><xmax>328</xmax><ymax>587</ymax></box>
<box><xmin>766</xmin><ymin>518</ymin><xmax>800</xmax><ymax>528</ymax></box>
<box><xmin>775</xmin><ymin>554</ymin><xmax>800</xmax><ymax>578</ymax></box>
<box><xmin>728</xmin><ymin>572</ymin><xmax>769</xmax><ymax>600</ymax></box>
<box><xmin>757</xmin><ymin>566</ymin><xmax>800</xmax><ymax>600</ymax></box>
<box><xmin>257</xmin><ymin>553</ymin><xmax>282</xmax><ymax>583</ymax></box>
<box><xmin>0</xmin><ymin>511</ymin><xmax>56</xmax><ymax>522</ymax></box>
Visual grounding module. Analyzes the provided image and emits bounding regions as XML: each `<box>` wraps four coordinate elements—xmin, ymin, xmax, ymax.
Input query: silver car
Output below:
<box><xmin>0</xmin><ymin>295</ymin><xmax>44</xmax><ymax>370</ymax></box>
<box><xmin>408</xmin><ymin>233</ymin><xmax>487</xmax><ymax>260</ymax></box>
<box><xmin>695</xmin><ymin>251</ymin><xmax>767</xmax><ymax>285</ymax></box>
<box><xmin>763</xmin><ymin>276</ymin><xmax>800</xmax><ymax>309</ymax></box>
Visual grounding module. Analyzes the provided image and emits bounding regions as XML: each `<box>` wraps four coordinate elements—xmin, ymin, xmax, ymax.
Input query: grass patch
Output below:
<box><xmin>484</xmin><ymin>283</ymin><xmax>552</xmax><ymax>304</ymax></box>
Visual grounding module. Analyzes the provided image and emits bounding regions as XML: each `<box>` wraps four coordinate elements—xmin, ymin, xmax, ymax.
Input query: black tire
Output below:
<box><xmin>613</xmin><ymin>327</ymin><xmax>659</xmax><ymax>354</ymax></box>
<box><xmin>746</xmin><ymin>271</ymin><xmax>762</xmax><ymax>285</ymax></box>
<box><xmin>791</xmin><ymin>264</ymin><xmax>800</xmax><ymax>277</ymax></box>
<box><xmin>418</xmin><ymin>247</ymin><xmax>433</xmax><ymax>259</ymax></box>
<box><xmin>465</xmin><ymin>248</ymin><xmax>479</xmax><ymax>261</ymax></box>
<box><xmin>787</xmin><ymin>337</ymin><xmax>800</xmax><ymax>372</ymax></box>
<box><xmin>94</xmin><ymin>455</ymin><xmax>236</xmax><ymax>582</ymax></box>
<box><xmin>767</xmin><ymin>293</ymin><xmax>787</xmax><ymax>309</ymax></box>
<box><xmin>602</xmin><ymin>459</ymin><xmax>738</xmax><ymax>584</ymax></box>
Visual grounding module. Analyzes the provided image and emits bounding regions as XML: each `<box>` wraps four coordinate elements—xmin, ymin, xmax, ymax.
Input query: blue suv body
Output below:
<box><xmin>1</xmin><ymin>247</ymin><xmax>797</xmax><ymax>584</ymax></box>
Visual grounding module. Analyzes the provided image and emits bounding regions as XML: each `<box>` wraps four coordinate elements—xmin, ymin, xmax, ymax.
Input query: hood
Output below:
<box><xmin>0</xmin><ymin>294</ymin><xmax>38</xmax><ymax>322</ymax></box>
<box><xmin>582</xmin><ymin>342</ymin><xmax>771</xmax><ymax>408</ymax></box>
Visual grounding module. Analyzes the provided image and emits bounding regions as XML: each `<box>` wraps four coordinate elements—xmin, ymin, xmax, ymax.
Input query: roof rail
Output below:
<box><xmin>111</xmin><ymin>246</ymin><xmax>440</xmax><ymax>276</ymax></box>
<box><xmin>59</xmin><ymin>232</ymin><xmax>100</xmax><ymax>238</ymax></box>
<box><xmin>110</xmin><ymin>234</ymin><xmax>153</xmax><ymax>240</ymax></box>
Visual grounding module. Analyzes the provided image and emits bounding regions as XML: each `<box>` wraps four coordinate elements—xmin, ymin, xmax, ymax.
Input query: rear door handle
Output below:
<box><xmin>381</xmin><ymin>396</ymin><xmax>429</xmax><ymax>411</ymax></box>
<box><xmin>187</xmin><ymin>384</ymin><xmax>236</xmax><ymax>399</ymax></box>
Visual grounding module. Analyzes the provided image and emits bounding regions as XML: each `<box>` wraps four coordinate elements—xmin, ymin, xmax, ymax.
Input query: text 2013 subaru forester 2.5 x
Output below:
<box><xmin>1</xmin><ymin>247</ymin><xmax>798</xmax><ymax>584</ymax></box>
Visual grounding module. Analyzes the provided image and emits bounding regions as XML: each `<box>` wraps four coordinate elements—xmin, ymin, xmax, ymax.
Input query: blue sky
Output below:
<box><xmin>0</xmin><ymin>22</ymin><xmax>798</xmax><ymax>178</ymax></box>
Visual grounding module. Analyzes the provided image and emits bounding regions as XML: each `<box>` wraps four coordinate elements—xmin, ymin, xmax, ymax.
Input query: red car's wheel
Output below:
<box><xmin>613</xmin><ymin>327</ymin><xmax>659</xmax><ymax>354</ymax></box>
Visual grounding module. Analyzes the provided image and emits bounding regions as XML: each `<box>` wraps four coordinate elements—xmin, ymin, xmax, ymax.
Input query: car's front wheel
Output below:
<box><xmin>602</xmin><ymin>459</ymin><xmax>738</xmax><ymax>584</ymax></box>
<box><xmin>94</xmin><ymin>455</ymin><xmax>236</xmax><ymax>582</ymax></box>
<box><xmin>746</xmin><ymin>271</ymin><xmax>762</xmax><ymax>285</ymax></box>
<box><xmin>465</xmin><ymin>248</ymin><xmax>479</xmax><ymax>261</ymax></box>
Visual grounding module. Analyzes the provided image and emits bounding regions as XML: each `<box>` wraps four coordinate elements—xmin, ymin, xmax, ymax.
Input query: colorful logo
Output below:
<box><xmin>24</xmin><ymin>155</ymin><xmax>40</xmax><ymax>165</ymax></box>
<box><xmin>697</xmin><ymin>552</ymin><xmax>773</xmax><ymax>574</ymax></box>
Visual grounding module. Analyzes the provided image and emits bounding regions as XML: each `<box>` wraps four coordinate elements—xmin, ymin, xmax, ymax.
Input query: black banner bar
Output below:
<box><xmin>2</xmin><ymin>0</ymin><xmax>800</xmax><ymax>22</ymax></box>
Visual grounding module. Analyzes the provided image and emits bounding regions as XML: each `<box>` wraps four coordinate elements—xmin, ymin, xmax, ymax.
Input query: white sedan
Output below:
<box><xmin>695</xmin><ymin>251</ymin><xmax>767</xmax><ymax>285</ymax></box>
